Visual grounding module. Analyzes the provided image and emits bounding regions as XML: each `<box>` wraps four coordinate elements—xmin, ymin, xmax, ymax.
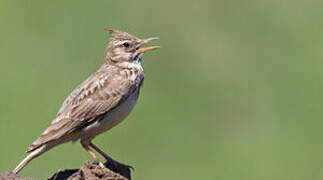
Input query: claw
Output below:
<box><xmin>98</xmin><ymin>161</ymin><xmax>105</xmax><ymax>168</ymax></box>
<box><xmin>92</xmin><ymin>158</ymin><xmax>100</xmax><ymax>164</ymax></box>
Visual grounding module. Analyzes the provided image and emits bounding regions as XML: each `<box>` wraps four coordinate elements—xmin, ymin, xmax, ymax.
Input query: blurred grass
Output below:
<box><xmin>1</xmin><ymin>0</ymin><xmax>323</xmax><ymax>179</ymax></box>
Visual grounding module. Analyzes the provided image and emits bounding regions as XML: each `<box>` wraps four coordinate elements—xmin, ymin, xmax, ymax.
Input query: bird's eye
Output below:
<box><xmin>123</xmin><ymin>42</ymin><xmax>130</xmax><ymax>48</ymax></box>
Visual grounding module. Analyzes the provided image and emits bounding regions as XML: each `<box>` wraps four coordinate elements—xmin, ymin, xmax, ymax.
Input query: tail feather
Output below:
<box><xmin>13</xmin><ymin>142</ymin><xmax>56</xmax><ymax>174</ymax></box>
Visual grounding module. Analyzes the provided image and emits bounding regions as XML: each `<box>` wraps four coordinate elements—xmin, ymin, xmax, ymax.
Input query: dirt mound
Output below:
<box><xmin>1</xmin><ymin>160</ymin><xmax>131</xmax><ymax>180</ymax></box>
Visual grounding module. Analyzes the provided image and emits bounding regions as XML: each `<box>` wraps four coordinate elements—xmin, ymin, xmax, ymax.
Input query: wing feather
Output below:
<box><xmin>27</xmin><ymin>66</ymin><xmax>139</xmax><ymax>152</ymax></box>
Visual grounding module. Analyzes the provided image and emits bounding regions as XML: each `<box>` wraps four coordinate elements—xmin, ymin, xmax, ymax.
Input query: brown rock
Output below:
<box><xmin>0</xmin><ymin>171</ymin><xmax>35</xmax><ymax>180</ymax></box>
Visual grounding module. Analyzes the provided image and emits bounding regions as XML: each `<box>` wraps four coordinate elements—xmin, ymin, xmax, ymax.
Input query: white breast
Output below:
<box><xmin>80</xmin><ymin>88</ymin><xmax>140</xmax><ymax>140</ymax></box>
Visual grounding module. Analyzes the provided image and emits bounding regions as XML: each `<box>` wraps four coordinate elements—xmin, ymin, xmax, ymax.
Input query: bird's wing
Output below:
<box><xmin>27</xmin><ymin>66</ymin><xmax>138</xmax><ymax>152</ymax></box>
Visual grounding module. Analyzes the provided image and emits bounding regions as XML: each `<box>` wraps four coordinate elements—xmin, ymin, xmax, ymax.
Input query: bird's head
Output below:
<box><xmin>105</xmin><ymin>29</ymin><xmax>159</xmax><ymax>64</ymax></box>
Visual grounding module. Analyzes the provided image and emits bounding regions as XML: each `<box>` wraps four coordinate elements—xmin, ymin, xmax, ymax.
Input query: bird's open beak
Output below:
<box><xmin>136</xmin><ymin>37</ymin><xmax>160</xmax><ymax>53</ymax></box>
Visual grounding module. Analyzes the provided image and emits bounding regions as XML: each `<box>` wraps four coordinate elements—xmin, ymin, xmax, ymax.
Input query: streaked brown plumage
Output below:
<box><xmin>13</xmin><ymin>29</ymin><xmax>159</xmax><ymax>174</ymax></box>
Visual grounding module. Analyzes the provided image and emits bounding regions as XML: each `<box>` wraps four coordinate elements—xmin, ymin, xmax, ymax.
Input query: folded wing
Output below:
<box><xmin>27</xmin><ymin>66</ymin><xmax>137</xmax><ymax>152</ymax></box>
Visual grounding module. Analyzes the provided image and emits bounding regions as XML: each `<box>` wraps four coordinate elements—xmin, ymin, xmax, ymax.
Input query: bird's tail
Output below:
<box><xmin>13</xmin><ymin>143</ymin><xmax>51</xmax><ymax>174</ymax></box>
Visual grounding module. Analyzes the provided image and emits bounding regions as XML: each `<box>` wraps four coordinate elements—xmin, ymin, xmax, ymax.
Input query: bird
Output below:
<box><xmin>13</xmin><ymin>29</ymin><xmax>160</xmax><ymax>174</ymax></box>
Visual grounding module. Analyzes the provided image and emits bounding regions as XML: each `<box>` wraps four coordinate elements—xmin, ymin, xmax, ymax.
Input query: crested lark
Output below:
<box><xmin>13</xmin><ymin>29</ymin><xmax>160</xmax><ymax>174</ymax></box>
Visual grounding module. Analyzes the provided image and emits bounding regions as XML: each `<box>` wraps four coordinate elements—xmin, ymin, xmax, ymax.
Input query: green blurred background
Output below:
<box><xmin>1</xmin><ymin>0</ymin><xmax>323</xmax><ymax>179</ymax></box>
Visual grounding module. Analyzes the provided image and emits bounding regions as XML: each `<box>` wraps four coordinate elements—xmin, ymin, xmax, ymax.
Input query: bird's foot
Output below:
<box><xmin>91</xmin><ymin>158</ymin><xmax>106</xmax><ymax>168</ymax></box>
<box><xmin>98</xmin><ymin>161</ymin><xmax>106</xmax><ymax>168</ymax></box>
<box><xmin>92</xmin><ymin>157</ymin><xmax>100</xmax><ymax>164</ymax></box>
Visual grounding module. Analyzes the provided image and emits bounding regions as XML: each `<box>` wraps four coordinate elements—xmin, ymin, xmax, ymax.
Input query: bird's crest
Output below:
<box><xmin>104</xmin><ymin>28</ymin><xmax>138</xmax><ymax>40</ymax></box>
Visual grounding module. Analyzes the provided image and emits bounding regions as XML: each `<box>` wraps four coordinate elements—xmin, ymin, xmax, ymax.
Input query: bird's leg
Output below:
<box><xmin>89</xmin><ymin>142</ymin><xmax>133</xmax><ymax>169</ymax></box>
<box><xmin>81</xmin><ymin>140</ymin><xmax>98</xmax><ymax>160</ymax></box>
<box><xmin>81</xmin><ymin>140</ymin><xmax>106</xmax><ymax>168</ymax></box>
<box><xmin>89</xmin><ymin>142</ymin><xmax>113</xmax><ymax>161</ymax></box>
